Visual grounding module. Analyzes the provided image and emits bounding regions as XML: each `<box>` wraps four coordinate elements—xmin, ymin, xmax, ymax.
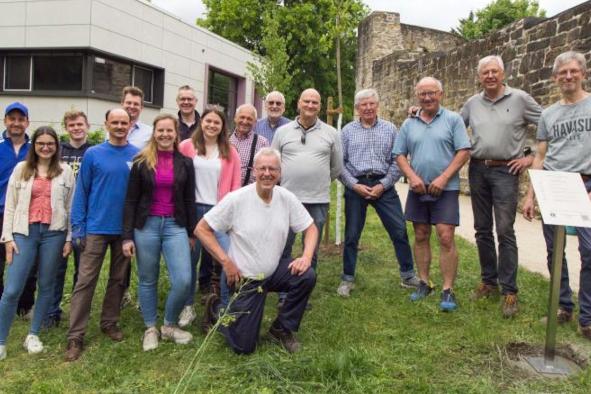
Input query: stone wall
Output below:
<box><xmin>358</xmin><ymin>1</ymin><xmax>591</xmax><ymax>196</ymax></box>
<box><xmin>356</xmin><ymin>11</ymin><xmax>463</xmax><ymax>91</ymax></box>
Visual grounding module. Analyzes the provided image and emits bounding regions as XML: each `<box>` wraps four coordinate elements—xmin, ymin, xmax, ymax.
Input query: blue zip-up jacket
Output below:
<box><xmin>0</xmin><ymin>131</ymin><xmax>30</xmax><ymax>213</ymax></box>
<box><xmin>71</xmin><ymin>141</ymin><xmax>139</xmax><ymax>237</ymax></box>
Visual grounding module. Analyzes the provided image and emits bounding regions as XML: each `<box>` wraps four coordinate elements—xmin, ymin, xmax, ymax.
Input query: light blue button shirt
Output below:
<box><xmin>127</xmin><ymin>122</ymin><xmax>152</xmax><ymax>150</ymax></box>
<box><xmin>393</xmin><ymin>107</ymin><xmax>471</xmax><ymax>191</ymax></box>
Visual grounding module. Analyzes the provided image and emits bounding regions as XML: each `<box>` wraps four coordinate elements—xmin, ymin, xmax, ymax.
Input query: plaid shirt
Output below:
<box><xmin>229</xmin><ymin>129</ymin><xmax>269</xmax><ymax>185</ymax></box>
<box><xmin>340</xmin><ymin>118</ymin><xmax>402</xmax><ymax>190</ymax></box>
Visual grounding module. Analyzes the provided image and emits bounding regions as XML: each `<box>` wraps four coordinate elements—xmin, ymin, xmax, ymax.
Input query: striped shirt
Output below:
<box><xmin>340</xmin><ymin>118</ymin><xmax>402</xmax><ymax>190</ymax></box>
<box><xmin>229</xmin><ymin>130</ymin><xmax>269</xmax><ymax>185</ymax></box>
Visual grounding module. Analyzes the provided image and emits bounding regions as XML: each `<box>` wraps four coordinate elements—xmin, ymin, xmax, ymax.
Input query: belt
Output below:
<box><xmin>358</xmin><ymin>172</ymin><xmax>385</xmax><ymax>180</ymax></box>
<box><xmin>472</xmin><ymin>158</ymin><xmax>511</xmax><ymax>167</ymax></box>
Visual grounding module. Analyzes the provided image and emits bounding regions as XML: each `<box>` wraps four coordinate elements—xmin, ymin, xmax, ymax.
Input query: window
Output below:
<box><xmin>0</xmin><ymin>49</ymin><xmax>164</xmax><ymax>107</ymax></box>
<box><xmin>208</xmin><ymin>69</ymin><xmax>238</xmax><ymax>122</ymax></box>
<box><xmin>33</xmin><ymin>54</ymin><xmax>83</xmax><ymax>91</ymax></box>
<box><xmin>4</xmin><ymin>55</ymin><xmax>31</xmax><ymax>91</ymax></box>
<box><xmin>132</xmin><ymin>66</ymin><xmax>154</xmax><ymax>103</ymax></box>
<box><xmin>92</xmin><ymin>56</ymin><xmax>131</xmax><ymax>98</ymax></box>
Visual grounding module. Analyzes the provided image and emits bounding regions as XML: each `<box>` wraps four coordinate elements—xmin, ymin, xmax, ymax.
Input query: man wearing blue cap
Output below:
<box><xmin>0</xmin><ymin>102</ymin><xmax>33</xmax><ymax>314</ymax></box>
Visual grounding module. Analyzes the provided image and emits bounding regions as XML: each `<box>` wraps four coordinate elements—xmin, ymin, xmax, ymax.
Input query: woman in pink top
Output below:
<box><xmin>178</xmin><ymin>106</ymin><xmax>240</xmax><ymax>327</ymax></box>
<box><xmin>0</xmin><ymin>127</ymin><xmax>74</xmax><ymax>360</ymax></box>
<box><xmin>122</xmin><ymin>114</ymin><xmax>196</xmax><ymax>351</ymax></box>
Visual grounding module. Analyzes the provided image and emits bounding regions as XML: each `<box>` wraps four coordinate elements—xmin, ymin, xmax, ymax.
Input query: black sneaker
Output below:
<box><xmin>202</xmin><ymin>293</ymin><xmax>220</xmax><ymax>334</ymax></box>
<box><xmin>269</xmin><ymin>325</ymin><xmax>300</xmax><ymax>353</ymax></box>
<box><xmin>409</xmin><ymin>280</ymin><xmax>434</xmax><ymax>301</ymax></box>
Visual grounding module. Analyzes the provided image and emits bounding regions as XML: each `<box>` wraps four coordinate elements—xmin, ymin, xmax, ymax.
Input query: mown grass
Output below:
<box><xmin>1</xmin><ymin>187</ymin><xmax>591</xmax><ymax>393</ymax></box>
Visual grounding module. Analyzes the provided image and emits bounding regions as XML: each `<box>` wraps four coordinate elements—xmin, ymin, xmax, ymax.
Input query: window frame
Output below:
<box><xmin>3</xmin><ymin>55</ymin><xmax>33</xmax><ymax>92</ymax></box>
<box><xmin>0</xmin><ymin>48</ymin><xmax>164</xmax><ymax>108</ymax></box>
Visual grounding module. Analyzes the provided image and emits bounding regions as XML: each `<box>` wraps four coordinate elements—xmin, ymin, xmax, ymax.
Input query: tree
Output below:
<box><xmin>199</xmin><ymin>0</ymin><xmax>368</xmax><ymax>121</ymax></box>
<box><xmin>453</xmin><ymin>0</ymin><xmax>546</xmax><ymax>39</ymax></box>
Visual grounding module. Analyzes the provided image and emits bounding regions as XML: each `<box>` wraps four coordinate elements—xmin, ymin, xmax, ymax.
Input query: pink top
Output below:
<box><xmin>150</xmin><ymin>150</ymin><xmax>175</xmax><ymax>216</ymax></box>
<box><xmin>29</xmin><ymin>176</ymin><xmax>52</xmax><ymax>224</ymax></box>
<box><xmin>178</xmin><ymin>139</ymin><xmax>241</xmax><ymax>201</ymax></box>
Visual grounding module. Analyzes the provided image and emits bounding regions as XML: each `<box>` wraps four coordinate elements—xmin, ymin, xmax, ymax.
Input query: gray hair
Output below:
<box><xmin>235</xmin><ymin>103</ymin><xmax>258</xmax><ymax>119</ymax></box>
<box><xmin>415</xmin><ymin>77</ymin><xmax>443</xmax><ymax>92</ymax></box>
<box><xmin>254</xmin><ymin>147</ymin><xmax>281</xmax><ymax>166</ymax></box>
<box><xmin>354</xmin><ymin>88</ymin><xmax>379</xmax><ymax>106</ymax></box>
<box><xmin>265</xmin><ymin>91</ymin><xmax>285</xmax><ymax>103</ymax></box>
<box><xmin>176</xmin><ymin>85</ymin><xmax>196</xmax><ymax>99</ymax></box>
<box><xmin>477</xmin><ymin>55</ymin><xmax>504</xmax><ymax>73</ymax></box>
<box><xmin>552</xmin><ymin>51</ymin><xmax>587</xmax><ymax>75</ymax></box>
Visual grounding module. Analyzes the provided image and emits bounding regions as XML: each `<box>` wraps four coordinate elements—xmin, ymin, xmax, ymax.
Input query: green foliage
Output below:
<box><xmin>199</xmin><ymin>0</ymin><xmax>369</xmax><ymax>122</ymax></box>
<box><xmin>453</xmin><ymin>0</ymin><xmax>546</xmax><ymax>39</ymax></box>
<box><xmin>246</xmin><ymin>7</ymin><xmax>293</xmax><ymax>107</ymax></box>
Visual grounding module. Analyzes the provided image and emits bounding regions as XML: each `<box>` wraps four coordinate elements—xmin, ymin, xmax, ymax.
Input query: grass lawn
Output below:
<box><xmin>1</xmin><ymin>190</ymin><xmax>591</xmax><ymax>393</ymax></box>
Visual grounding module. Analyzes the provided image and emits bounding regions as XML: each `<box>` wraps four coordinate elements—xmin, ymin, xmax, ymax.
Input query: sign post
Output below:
<box><xmin>525</xmin><ymin>170</ymin><xmax>591</xmax><ymax>376</ymax></box>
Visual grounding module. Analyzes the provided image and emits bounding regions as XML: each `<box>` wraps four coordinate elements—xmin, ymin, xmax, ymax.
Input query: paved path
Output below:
<box><xmin>396</xmin><ymin>182</ymin><xmax>582</xmax><ymax>291</ymax></box>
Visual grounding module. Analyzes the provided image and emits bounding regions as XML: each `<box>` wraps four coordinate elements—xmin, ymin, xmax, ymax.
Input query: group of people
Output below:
<box><xmin>0</xmin><ymin>50</ymin><xmax>589</xmax><ymax>363</ymax></box>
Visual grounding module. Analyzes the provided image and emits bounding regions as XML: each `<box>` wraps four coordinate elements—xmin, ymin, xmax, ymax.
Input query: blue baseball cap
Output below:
<box><xmin>4</xmin><ymin>102</ymin><xmax>29</xmax><ymax>118</ymax></box>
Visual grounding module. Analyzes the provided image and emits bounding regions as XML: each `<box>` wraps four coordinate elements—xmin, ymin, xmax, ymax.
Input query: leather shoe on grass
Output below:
<box><xmin>101</xmin><ymin>324</ymin><xmax>124</xmax><ymax>342</ymax></box>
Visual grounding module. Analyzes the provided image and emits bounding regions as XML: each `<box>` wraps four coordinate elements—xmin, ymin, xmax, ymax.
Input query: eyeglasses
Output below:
<box><xmin>266</xmin><ymin>101</ymin><xmax>284</xmax><ymax>106</ymax></box>
<box><xmin>417</xmin><ymin>91</ymin><xmax>440</xmax><ymax>98</ymax></box>
<box><xmin>35</xmin><ymin>142</ymin><xmax>56</xmax><ymax>148</ymax></box>
<box><xmin>255</xmin><ymin>166</ymin><xmax>280</xmax><ymax>173</ymax></box>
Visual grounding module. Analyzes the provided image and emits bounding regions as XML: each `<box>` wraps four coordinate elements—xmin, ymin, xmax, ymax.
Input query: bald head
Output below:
<box><xmin>415</xmin><ymin>77</ymin><xmax>443</xmax><ymax>116</ymax></box>
<box><xmin>298</xmin><ymin>88</ymin><xmax>321</xmax><ymax>125</ymax></box>
<box><xmin>415</xmin><ymin>77</ymin><xmax>443</xmax><ymax>92</ymax></box>
<box><xmin>104</xmin><ymin>108</ymin><xmax>131</xmax><ymax>145</ymax></box>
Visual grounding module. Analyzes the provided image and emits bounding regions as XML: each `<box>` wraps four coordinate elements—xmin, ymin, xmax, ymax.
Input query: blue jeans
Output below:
<box><xmin>342</xmin><ymin>180</ymin><xmax>414</xmax><ymax>281</ymax></box>
<box><xmin>0</xmin><ymin>224</ymin><xmax>66</xmax><ymax>344</ymax></box>
<box><xmin>469</xmin><ymin>161</ymin><xmax>519</xmax><ymax>294</ymax></box>
<box><xmin>46</xmin><ymin>241</ymin><xmax>82</xmax><ymax>320</ymax></box>
<box><xmin>282</xmin><ymin>203</ymin><xmax>328</xmax><ymax>271</ymax></box>
<box><xmin>542</xmin><ymin>179</ymin><xmax>591</xmax><ymax>326</ymax></box>
<box><xmin>186</xmin><ymin>203</ymin><xmax>230</xmax><ymax>306</ymax></box>
<box><xmin>134</xmin><ymin>216</ymin><xmax>192</xmax><ymax>326</ymax></box>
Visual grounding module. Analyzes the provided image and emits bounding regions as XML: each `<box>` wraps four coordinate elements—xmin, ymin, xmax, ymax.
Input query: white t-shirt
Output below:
<box><xmin>204</xmin><ymin>184</ymin><xmax>313</xmax><ymax>279</ymax></box>
<box><xmin>193</xmin><ymin>153</ymin><xmax>221</xmax><ymax>205</ymax></box>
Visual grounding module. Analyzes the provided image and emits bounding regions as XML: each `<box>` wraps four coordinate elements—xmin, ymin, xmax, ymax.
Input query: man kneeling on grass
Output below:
<box><xmin>196</xmin><ymin>147</ymin><xmax>318</xmax><ymax>354</ymax></box>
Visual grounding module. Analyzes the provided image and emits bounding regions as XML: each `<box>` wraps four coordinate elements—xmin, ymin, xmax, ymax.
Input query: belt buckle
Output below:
<box><xmin>484</xmin><ymin>159</ymin><xmax>492</xmax><ymax>167</ymax></box>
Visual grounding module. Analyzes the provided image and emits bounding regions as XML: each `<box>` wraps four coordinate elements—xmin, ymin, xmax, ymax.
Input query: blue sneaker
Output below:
<box><xmin>440</xmin><ymin>289</ymin><xmax>457</xmax><ymax>312</ymax></box>
<box><xmin>410</xmin><ymin>280</ymin><xmax>433</xmax><ymax>301</ymax></box>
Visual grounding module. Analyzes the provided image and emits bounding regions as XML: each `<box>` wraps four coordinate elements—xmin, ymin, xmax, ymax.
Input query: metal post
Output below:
<box><xmin>525</xmin><ymin>224</ymin><xmax>576</xmax><ymax>376</ymax></box>
<box><xmin>544</xmin><ymin>224</ymin><xmax>566</xmax><ymax>362</ymax></box>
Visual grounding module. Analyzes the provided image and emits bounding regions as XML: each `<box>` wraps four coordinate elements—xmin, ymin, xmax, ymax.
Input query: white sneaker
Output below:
<box><xmin>23</xmin><ymin>334</ymin><xmax>43</xmax><ymax>354</ymax></box>
<box><xmin>142</xmin><ymin>327</ymin><xmax>159</xmax><ymax>352</ymax></box>
<box><xmin>178</xmin><ymin>305</ymin><xmax>196</xmax><ymax>328</ymax></box>
<box><xmin>337</xmin><ymin>281</ymin><xmax>355</xmax><ymax>297</ymax></box>
<box><xmin>0</xmin><ymin>345</ymin><xmax>6</xmax><ymax>360</ymax></box>
<box><xmin>161</xmin><ymin>325</ymin><xmax>193</xmax><ymax>345</ymax></box>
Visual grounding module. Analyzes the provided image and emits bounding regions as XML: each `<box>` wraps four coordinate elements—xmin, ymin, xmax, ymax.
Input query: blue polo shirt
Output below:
<box><xmin>0</xmin><ymin>132</ymin><xmax>30</xmax><ymax>213</ymax></box>
<box><xmin>393</xmin><ymin>107</ymin><xmax>471</xmax><ymax>191</ymax></box>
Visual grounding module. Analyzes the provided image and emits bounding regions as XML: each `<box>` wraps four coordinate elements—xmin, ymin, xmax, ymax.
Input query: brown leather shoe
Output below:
<box><xmin>101</xmin><ymin>324</ymin><xmax>124</xmax><ymax>342</ymax></box>
<box><xmin>580</xmin><ymin>324</ymin><xmax>591</xmax><ymax>340</ymax></box>
<box><xmin>501</xmin><ymin>293</ymin><xmax>519</xmax><ymax>318</ymax></box>
<box><xmin>64</xmin><ymin>339</ymin><xmax>83</xmax><ymax>362</ymax></box>
<box><xmin>557</xmin><ymin>308</ymin><xmax>574</xmax><ymax>324</ymax></box>
<box><xmin>269</xmin><ymin>325</ymin><xmax>300</xmax><ymax>353</ymax></box>
<box><xmin>471</xmin><ymin>282</ymin><xmax>499</xmax><ymax>300</ymax></box>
